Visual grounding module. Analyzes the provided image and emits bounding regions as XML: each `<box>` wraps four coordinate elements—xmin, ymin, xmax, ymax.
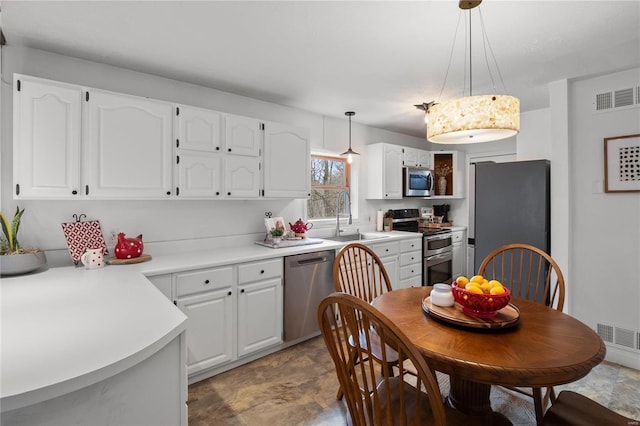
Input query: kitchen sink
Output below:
<box><xmin>324</xmin><ymin>233</ymin><xmax>390</xmax><ymax>242</ymax></box>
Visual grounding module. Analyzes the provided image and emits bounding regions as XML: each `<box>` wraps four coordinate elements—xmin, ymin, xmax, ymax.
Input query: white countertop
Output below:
<box><xmin>1</xmin><ymin>231</ymin><xmax>421</xmax><ymax>412</ymax></box>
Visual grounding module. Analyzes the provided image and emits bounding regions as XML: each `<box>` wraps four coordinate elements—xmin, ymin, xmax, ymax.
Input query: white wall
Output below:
<box><xmin>0</xmin><ymin>46</ymin><xmax>426</xmax><ymax>263</ymax></box>
<box><xmin>568</xmin><ymin>68</ymin><xmax>640</xmax><ymax>368</ymax></box>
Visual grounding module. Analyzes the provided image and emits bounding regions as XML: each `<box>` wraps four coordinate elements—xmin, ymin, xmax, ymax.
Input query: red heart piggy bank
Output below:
<box><xmin>114</xmin><ymin>233</ymin><xmax>144</xmax><ymax>259</ymax></box>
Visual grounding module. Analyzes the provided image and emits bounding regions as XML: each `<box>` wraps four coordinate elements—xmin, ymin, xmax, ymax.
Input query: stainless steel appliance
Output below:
<box><xmin>283</xmin><ymin>250</ymin><xmax>335</xmax><ymax>342</ymax></box>
<box><xmin>470</xmin><ymin>160</ymin><xmax>550</xmax><ymax>273</ymax></box>
<box><xmin>391</xmin><ymin>208</ymin><xmax>453</xmax><ymax>285</ymax></box>
<box><xmin>403</xmin><ymin>167</ymin><xmax>435</xmax><ymax>197</ymax></box>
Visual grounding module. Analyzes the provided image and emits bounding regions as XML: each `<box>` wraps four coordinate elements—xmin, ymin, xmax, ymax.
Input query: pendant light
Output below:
<box><xmin>421</xmin><ymin>0</ymin><xmax>519</xmax><ymax>144</ymax></box>
<box><xmin>341</xmin><ymin>111</ymin><xmax>359</xmax><ymax>164</ymax></box>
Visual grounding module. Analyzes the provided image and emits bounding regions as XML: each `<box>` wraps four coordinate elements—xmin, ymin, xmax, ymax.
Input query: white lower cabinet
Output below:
<box><xmin>452</xmin><ymin>229</ymin><xmax>467</xmax><ymax>279</ymax></box>
<box><xmin>237</xmin><ymin>278</ymin><xmax>283</xmax><ymax>356</ymax></box>
<box><xmin>172</xmin><ymin>258</ymin><xmax>283</xmax><ymax>378</ymax></box>
<box><xmin>368</xmin><ymin>241</ymin><xmax>400</xmax><ymax>288</ymax></box>
<box><xmin>176</xmin><ymin>288</ymin><xmax>235</xmax><ymax>375</ymax></box>
<box><xmin>398</xmin><ymin>237</ymin><xmax>423</xmax><ymax>288</ymax></box>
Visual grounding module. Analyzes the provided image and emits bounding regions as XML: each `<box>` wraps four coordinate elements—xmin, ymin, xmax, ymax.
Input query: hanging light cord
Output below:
<box><xmin>348</xmin><ymin>114</ymin><xmax>352</xmax><ymax>148</ymax></box>
<box><xmin>437</xmin><ymin>10</ymin><xmax>464</xmax><ymax>102</ymax></box>
<box><xmin>478</xmin><ymin>8</ymin><xmax>509</xmax><ymax>94</ymax></box>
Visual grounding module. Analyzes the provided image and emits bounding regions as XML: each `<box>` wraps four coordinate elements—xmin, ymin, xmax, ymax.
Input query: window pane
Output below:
<box><xmin>311</xmin><ymin>158</ymin><xmax>346</xmax><ymax>187</ymax></box>
<box><xmin>308</xmin><ymin>189</ymin><xmax>345</xmax><ymax>219</ymax></box>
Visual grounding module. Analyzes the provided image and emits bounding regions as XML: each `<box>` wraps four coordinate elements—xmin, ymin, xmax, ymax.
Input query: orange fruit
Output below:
<box><xmin>466</xmin><ymin>285</ymin><xmax>483</xmax><ymax>294</ymax></box>
<box><xmin>480</xmin><ymin>282</ymin><xmax>492</xmax><ymax>294</ymax></box>
<box><xmin>489</xmin><ymin>280</ymin><xmax>503</xmax><ymax>289</ymax></box>
<box><xmin>470</xmin><ymin>275</ymin><xmax>484</xmax><ymax>284</ymax></box>
<box><xmin>456</xmin><ymin>276</ymin><xmax>469</xmax><ymax>286</ymax></box>
<box><xmin>490</xmin><ymin>286</ymin><xmax>506</xmax><ymax>295</ymax></box>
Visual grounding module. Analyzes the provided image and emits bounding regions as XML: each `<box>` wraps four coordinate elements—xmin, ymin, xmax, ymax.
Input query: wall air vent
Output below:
<box><xmin>597</xmin><ymin>323</ymin><xmax>614</xmax><ymax>342</ymax></box>
<box><xmin>593</xmin><ymin>86</ymin><xmax>640</xmax><ymax>113</ymax></box>
<box><xmin>597</xmin><ymin>323</ymin><xmax>640</xmax><ymax>352</ymax></box>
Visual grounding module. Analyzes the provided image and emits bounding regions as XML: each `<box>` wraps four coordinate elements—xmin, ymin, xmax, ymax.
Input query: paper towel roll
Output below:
<box><xmin>376</xmin><ymin>210</ymin><xmax>384</xmax><ymax>232</ymax></box>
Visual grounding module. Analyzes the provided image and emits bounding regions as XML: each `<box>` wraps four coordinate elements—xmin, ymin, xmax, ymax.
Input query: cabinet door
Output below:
<box><xmin>13</xmin><ymin>75</ymin><xmax>82</xmax><ymax>199</ymax></box>
<box><xmin>176</xmin><ymin>105</ymin><xmax>222</xmax><ymax>152</ymax></box>
<box><xmin>85</xmin><ymin>89</ymin><xmax>172</xmax><ymax>198</ymax></box>
<box><xmin>176</xmin><ymin>288</ymin><xmax>235</xmax><ymax>375</ymax></box>
<box><xmin>224</xmin><ymin>156</ymin><xmax>261</xmax><ymax>198</ymax></box>
<box><xmin>383</xmin><ymin>144</ymin><xmax>403</xmax><ymax>199</ymax></box>
<box><xmin>237</xmin><ymin>278</ymin><xmax>283</xmax><ymax>357</ymax></box>
<box><xmin>379</xmin><ymin>256</ymin><xmax>399</xmax><ymax>289</ymax></box>
<box><xmin>417</xmin><ymin>150</ymin><xmax>431</xmax><ymax>168</ymax></box>
<box><xmin>402</xmin><ymin>147</ymin><xmax>418</xmax><ymax>167</ymax></box>
<box><xmin>224</xmin><ymin>114</ymin><xmax>261</xmax><ymax>157</ymax></box>
<box><xmin>453</xmin><ymin>243</ymin><xmax>465</xmax><ymax>280</ymax></box>
<box><xmin>263</xmin><ymin>122</ymin><xmax>311</xmax><ymax>198</ymax></box>
<box><xmin>176</xmin><ymin>152</ymin><xmax>223</xmax><ymax>198</ymax></box>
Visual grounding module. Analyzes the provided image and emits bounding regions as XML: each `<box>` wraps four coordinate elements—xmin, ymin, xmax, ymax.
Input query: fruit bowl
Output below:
<box><xmin>451</xmin><ymin>281</ymin><xmax>510</xmax><ymax>317</ymax></box>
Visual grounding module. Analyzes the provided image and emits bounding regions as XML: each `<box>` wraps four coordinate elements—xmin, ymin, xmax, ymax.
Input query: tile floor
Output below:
<box><xmin>188</xmin><ymin>337</ymin><xmax>640</xmax><ymax>425</ymax></box>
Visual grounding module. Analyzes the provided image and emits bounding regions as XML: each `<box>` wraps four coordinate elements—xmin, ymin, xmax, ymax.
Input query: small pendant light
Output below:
<box><xmin>341</xmin><ymin>111</ymin><xmax>359</xmax><ymax>164</ymax></box>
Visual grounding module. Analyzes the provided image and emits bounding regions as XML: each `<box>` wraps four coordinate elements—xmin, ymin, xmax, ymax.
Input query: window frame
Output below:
<box><xmin>308</xmin><ymin>154</ymin><xmax>351</xmax><ymax>220</ymax></box>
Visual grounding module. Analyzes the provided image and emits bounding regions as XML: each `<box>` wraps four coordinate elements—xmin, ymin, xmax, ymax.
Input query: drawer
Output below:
<box><xmin>371</xmin><ymin>241</ymin><xmax>400</xmax><ymax>258</ymax></box>
<box><xmin>452</xmin><ymin>231</ymin><xmax>464</xmax><ymax>242</ymax></box>
<box><xmin>238</xmin><ymin>258</ymin><xmax>282</xmax><ymax>284</ymax></box>
<box><xmin>175</xmin><ymin>266</ymin><xmax>234</xmax><ymax>297</ymax></box>
<box><xmin>400</xmin><ymin>252</ymin><xmax>421</xmax><ymax>266</ymax></box>
<box><xmin>400</xmin><ymin>238</ymin><xmax>422</xmax><ymax>253</ymax></box>
<box><xmin>400</xmin><ymin>264</ymin><xmax>421</xmax><ymax>280</ymax></box>
<box><xmin>399</xmin><ymin>277</ymin><xmax>422</xmax><ymax>289</ymax></box>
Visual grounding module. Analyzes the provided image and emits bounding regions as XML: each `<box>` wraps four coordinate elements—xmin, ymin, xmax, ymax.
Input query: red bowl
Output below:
<box><xmin>451</xmin><ymin>281</ymin><xmax>510</xmax><ymax>317</ymax></box>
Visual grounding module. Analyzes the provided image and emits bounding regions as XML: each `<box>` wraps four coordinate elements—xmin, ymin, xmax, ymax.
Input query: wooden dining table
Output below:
<box><xmin>371</xmin><ymin>287</ymin><xmax>606</xmax><ymax>425</ymax></box>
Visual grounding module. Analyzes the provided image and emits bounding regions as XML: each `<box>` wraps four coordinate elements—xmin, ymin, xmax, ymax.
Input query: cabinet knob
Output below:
<box><xmin>72</xmin><ymin>190</ymin><xmax>78</xmax><ymax>195</ymax></box>
<box><xmin>228</xmin><ymin>291</ymin><xmax>232</xmax><ymax>296</ymax></box>
<box><xmin>166</xmin><ymin>191</ymin><xmax>171</xmax><ymax>196</ymax></box>
<box><xmin>228</xmin><ymin>148</ymin><xmax>232</xmax><ymax>152</ymax></box>
<box><xmin>241</xmin><ymin>289</ymin><xmax>245</xmax><ymax>293</ymax></box>
<box><xmin>204</xmin><ymin>279</ymin><xmax>210</xmax><ymax>284</ymax></box>
<box><xmin>216</xmin><ymin>147</ymin><xmax>220</xmax><ymax>151</ymax></box>
<box><xmin>227</xmin><ymin>192</ymin><xmax>231</xmax><ymax>196</ymax></box>
<box><xmin>216</xmin><ymin>192</ymin><xmax>220</xmax><ymax>196</ymax></box>
<box><xmin>385</xmin><ymin>249</ymin><xmax>389</xmax><ymax>252</ymax></box>
<box><xmin>260</xmin><ymin>270</ymin><xmax>265</xmax><ymax>274</ymax></box>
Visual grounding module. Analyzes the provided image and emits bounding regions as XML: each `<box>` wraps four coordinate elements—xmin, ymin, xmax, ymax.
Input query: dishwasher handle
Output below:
<box><xmin>295</xmin><ymin>256</ymin><xmax>330</xmax><ymax>266</ymax></box>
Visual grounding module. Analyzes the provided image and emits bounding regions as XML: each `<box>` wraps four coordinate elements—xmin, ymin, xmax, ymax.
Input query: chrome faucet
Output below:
<box><xmin>335</xmin><ymin>190</ymin><xmax>352</xmax><ymax>236</ymax></box>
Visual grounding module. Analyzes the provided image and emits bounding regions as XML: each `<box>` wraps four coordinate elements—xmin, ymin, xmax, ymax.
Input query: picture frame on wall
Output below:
<box><xmin>604</xmin><ymin>134</ymin><xmax>640</xmax><ymax>193</ymax></box>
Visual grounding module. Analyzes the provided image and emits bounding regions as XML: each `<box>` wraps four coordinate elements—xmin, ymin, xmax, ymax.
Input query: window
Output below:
<box><xmin>308</xmin><ymin>155</ymin><xmax>350</xmax><ymax>219</ymax></box>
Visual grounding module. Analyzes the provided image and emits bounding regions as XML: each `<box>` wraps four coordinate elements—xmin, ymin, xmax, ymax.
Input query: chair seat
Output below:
<box><xmin>542</xmin><ymin>390</ymin><xmax>635</xmax><ymax>426</ymax></box>
<box><xmin>349</xmin><ymin>328</ymin><xmax>399</xmax><ymax>363</ymax></box>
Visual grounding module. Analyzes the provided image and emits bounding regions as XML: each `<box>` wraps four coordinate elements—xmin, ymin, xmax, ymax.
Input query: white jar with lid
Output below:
<box><xmin>431</xmin><ymin>283</ymin><xmax>455</xmax><ymax>307</ymax></box>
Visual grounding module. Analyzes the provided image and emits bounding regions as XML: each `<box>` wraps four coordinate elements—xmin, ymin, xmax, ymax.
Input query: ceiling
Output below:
<box><xmin>1</xmin><ymin>1</ymin><xmax>639</xmax><ymax>138</ymax></box>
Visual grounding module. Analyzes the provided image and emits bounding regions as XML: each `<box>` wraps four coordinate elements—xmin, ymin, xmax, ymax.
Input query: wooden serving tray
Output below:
<box><xmin>422</xmin><ymin>296</ymin><xmax>520</xmax><ymax>329</ymax></box>
<box><xmin>106</xmin><ymin>254</ymin><xmax>152</xmax><ymax>265</ymax></box>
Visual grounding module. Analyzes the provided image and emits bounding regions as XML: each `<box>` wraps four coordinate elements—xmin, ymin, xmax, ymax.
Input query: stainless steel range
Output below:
<box><xmin>391</xmin><ymin>209</ymin><xmax>453</xmax><ymax>286</ymax></box>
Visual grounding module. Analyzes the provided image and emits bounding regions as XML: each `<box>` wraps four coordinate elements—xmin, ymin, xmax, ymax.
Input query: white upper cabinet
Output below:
<box><xmin>13</xmin><ymin>75</ymin><xmax>83</xmax><ymax>199</ymax></box>
<box><xmin>176</xmin><ymin>105</ymin><xmax>222</xmax><ymax>152</ymax></box>
<box><xmin>176</xmin><ymin>152</ymin><xmax>223</xmax><ymax>198</ymax></box>
<box><xmin>224</xmin><ymin>156</ymin><xmax>261</xmax><ymax>198</ymax></box>
<box><xmin>367</xmin><ymin>143</ymin><xmax>403</xmax><ymax>199</ymax></box>
<box><xmin>85</xmin><ymin>89</ymin><xmax>173</xmax><ymax>198</ymax></box>
<box><xmin>262</xmin><ymin>122</ymin><xmax>311</xmax><ymax>198</ymax></box>
<box><xmin>402</xmin><ymin>147</ymin><xmax>431</xmax><ymax>168</ymax></box>
<box><xmin>224</xmin><ymin>114</ymin><xmax>262</xmax><ymax>157</ymax></box>
<box><xmin>431</xmin><ymin>150</ymin><xmax>465</xmax><ymax>199</ymax></box>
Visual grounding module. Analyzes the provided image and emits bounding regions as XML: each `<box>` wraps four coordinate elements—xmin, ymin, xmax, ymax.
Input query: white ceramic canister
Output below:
<box><xmin>431</xmin><ymin>283</ymin><xmax>454</xmax><ymax>307</ymax></box>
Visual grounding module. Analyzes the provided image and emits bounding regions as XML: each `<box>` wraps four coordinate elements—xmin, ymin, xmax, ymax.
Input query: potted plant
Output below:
<box><xmin>270</xmin><ymin>227</ymin><xmax>284</xmax><ymax>246</ymax></box>
<box><xmin>0</xmin><ymin>207</ymin><xmax>47</xmax><ymax>276</ymax></box>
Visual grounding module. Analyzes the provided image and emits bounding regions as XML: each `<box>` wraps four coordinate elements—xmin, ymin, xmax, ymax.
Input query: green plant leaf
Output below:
<box><xmin>0</xmin><ymin>211</ymin><xmax>15</xmax><ymax>252</ymax></box>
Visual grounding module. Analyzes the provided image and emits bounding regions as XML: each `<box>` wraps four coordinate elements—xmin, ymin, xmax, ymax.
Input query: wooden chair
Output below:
<box><xmin>332</xmin><ymin>243</ymin><xmax>399</xmax><ymax>400</ymax></box>
<box><xmin>318</xmin><ymin>292</ymin><xmax>479</xmax><ymax>426</ymax></box>
<box><xmin>333</xmin><ymin>242</ymin><xmax>392</xmax><ymax>303</ymax></box>
<box><xmin>478</xmin><ymin>243</ymin><xmax>566</xmax><ymax>424</ymax></box>
<box><xmin>542</xmin><ymin>390</ymin><xmax>636</xmax><ymax>425</ymax></box>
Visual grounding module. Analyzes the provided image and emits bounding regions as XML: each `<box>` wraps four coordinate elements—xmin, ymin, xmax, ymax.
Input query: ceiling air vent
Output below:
<box><xmin>593</xmin><ymin>86</ymin><xmax>639</xmax><ymax>113</ymax></box>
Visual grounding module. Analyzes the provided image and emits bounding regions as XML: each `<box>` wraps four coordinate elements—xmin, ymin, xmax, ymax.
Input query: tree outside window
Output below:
<box><xmin>308</xmin><ymin>155</ymin><xmax>350</xmax><ymax>219</ymax></box>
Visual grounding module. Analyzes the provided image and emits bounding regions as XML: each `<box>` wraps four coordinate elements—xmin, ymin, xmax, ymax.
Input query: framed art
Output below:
<box><xmin>604</xmin><ymin>134</ymin><xmax>640</xmax><ymax>193</ymax></box>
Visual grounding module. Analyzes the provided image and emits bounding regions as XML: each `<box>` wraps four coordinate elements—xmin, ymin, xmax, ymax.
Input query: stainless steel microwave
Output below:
<box><xmin>403</xmin><ymin>167</ymin><xmax>435</xmax><ymax>197</ymax></box>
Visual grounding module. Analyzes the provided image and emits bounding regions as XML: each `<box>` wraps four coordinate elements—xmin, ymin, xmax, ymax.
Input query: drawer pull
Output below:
<box><xmin>241</xmin><ymin>289</ymin><xmax>245</xmax><ymax>293</ymax></box>
<box><xmin>228</xmin><ymin>291</ymin><xmax>232</xmax><ymax>296</ymax></box>
<box><xmin>204</xmin><ymin>279</ymin><xmax>210</xmax><ymax>284</ymax></box>
<box><xmin>260</xmin><ymin>270</ymin><xmax>265</xmax><ymax>274</ymax></box>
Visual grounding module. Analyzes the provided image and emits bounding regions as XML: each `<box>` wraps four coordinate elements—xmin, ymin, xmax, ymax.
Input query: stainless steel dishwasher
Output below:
<box><xmin>283</xmin><ymin>250</ymin><xmax>335</xmax><ymax>342</ymax></box>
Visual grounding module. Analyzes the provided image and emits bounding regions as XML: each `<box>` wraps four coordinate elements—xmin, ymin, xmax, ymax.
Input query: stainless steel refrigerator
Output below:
<box><xmin>469</xmin><ymin>160</ymin><xmax>551</xmax><ymax>274</ymax></box>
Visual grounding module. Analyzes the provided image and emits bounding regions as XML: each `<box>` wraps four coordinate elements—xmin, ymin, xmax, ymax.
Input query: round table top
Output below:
<box><xmin>372</xmin><ymin>287</ymin><xmax>606</xmax><ymax>387</ymax></box>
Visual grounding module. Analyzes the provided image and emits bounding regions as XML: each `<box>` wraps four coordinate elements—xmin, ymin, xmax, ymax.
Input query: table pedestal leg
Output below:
<box><xmin>448</xmin><ymin>375</ymin><xmax>512</xmax><ymax>425</ymax></box>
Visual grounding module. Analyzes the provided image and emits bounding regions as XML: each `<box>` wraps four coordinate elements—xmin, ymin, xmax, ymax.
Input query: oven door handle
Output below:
<box><xmin>426</xmin><ymin>233</ymin><xmax>452</xmax><ymax>242</ymax></box>
<box><xmin>426</xmin><ymin>251</ymin><xmax>453</xmax><ymax>266</ymax></box>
